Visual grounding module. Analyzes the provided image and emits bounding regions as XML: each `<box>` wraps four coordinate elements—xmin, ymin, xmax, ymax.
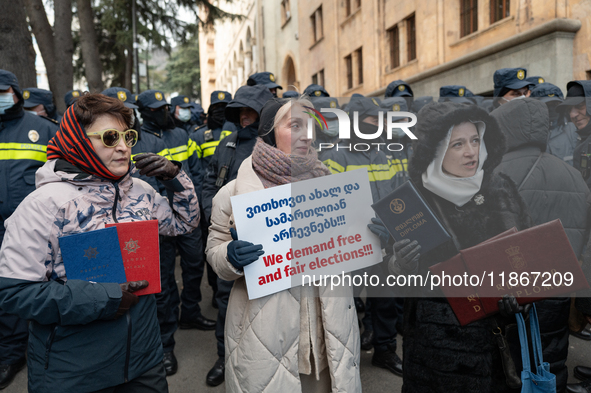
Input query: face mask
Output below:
<box><xmin>142</xmin><ymin>107</ymin><xmax>170</xmax><ymax>128</ymax></box>
<box><xmin>501</xmin><ymin>95</ymin><xmax>526</xmax><ymax>103</ymax></box>
<box><xmin>0</xmin><ymin>93</ymin><xmax>15</xmax><ymax>114</ymax></box>
<box><xmin>207</xmin><ymin>107</ymin><xmax>226</xmax><ymax>129</ymax></box>
<box><xmin>324</xmin><ymin>120</ymin><xmax>339</xmax><ymax>137</ymax></box>
<box><xmin>25</xmin><ymin>109</ymin><xmax>39</xmax><ymax>115</ymax></box>
<box><xmin>178</xmin><ymin>108</ymin><xmax>191</xmax><ymax>122</ymax></box>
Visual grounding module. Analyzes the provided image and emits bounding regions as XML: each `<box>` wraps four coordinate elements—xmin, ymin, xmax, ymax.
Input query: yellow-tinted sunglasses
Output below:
<box><xmin>87</xmin><ymin>129</ymin><xmax>138</xmax><ymax>148</ymax></box>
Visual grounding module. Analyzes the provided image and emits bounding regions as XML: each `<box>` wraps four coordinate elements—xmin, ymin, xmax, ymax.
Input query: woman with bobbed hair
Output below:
<box><xmin>206</xmin><ymin>96</ymin><xmax>361</xmax><ymax>392</ymax></box>
<box><xmin>0</xmin><ymin>93</ymin><xmax>200</xmax><ymax>393</ymax></box>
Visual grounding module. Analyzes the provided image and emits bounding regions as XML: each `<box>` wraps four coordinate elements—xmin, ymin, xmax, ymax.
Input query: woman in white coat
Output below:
<box><xmin>206</xmin><ymin>95</ymin><xmax>361</xmax><ymax>393</ymax></box>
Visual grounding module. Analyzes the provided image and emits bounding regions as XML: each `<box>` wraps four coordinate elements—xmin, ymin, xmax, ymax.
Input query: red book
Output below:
<box><xmin>430</xmin><ymin>227</ymin><xmax>517</xmax><ymax>326</ymax></box>
<box><xmin>106</xmin><ymin>220</ymin><xmax>161</xmax><ymax>296</ymax></box>
<box><xmin>462</xmin><ymin>219</ymin><xmax>588</xmax><ymax>314</ymax></box>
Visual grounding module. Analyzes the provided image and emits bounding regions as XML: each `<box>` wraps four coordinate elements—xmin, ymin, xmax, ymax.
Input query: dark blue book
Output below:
<box><xmin>59</xmin><ymin>227</ymin><xmax>127</xmax><ymax>283</ymax></box>
<box><xmin>371</xmin><ymin>180</ymin><xmax>451</xmax><ymax>254</ymax></box>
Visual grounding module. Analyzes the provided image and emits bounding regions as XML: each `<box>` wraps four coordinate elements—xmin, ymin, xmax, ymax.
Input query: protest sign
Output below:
<box><xmin>231</xmin><ymin>168</ymin><xmax>382</xmax><ymax>299</ymax></box>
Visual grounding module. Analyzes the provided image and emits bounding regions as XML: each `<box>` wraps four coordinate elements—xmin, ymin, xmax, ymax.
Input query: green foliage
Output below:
<box><xmin>163</xmin><ymin>36</ymin><xmax>200</xmax><ymax>99</ymax></box>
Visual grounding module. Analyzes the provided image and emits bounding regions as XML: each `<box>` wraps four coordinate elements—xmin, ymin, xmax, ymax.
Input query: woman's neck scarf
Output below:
<box><xmin>252</xmin><ymin>138</ymin><xmax>330</xmax><ymax>188</ymax></box>
<box><xmin>422</xmin><ymin>121</ymin><xmax>488</xmax><ymax>207</ymax></box>
<box><xmin>47</xmin><ymin>103</ymin><xmax>125</xmax><ymax>181</ymax></box>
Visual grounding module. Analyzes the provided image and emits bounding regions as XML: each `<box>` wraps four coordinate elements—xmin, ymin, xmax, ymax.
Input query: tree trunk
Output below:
<box><xmin>0</xmin><ymin>0</ymin><xmax>37</xmax><ymax>87</ymax></box>
<box><xmin>124</xmin><ymin>49</ymin><xmax>133</xmax><ymax>92</ymax></box>
<box><xmin>23</xmin><ymin>0</ymin><xmax>58</xmax><ymax>94</ymax></box>
<box><xmin>76</xmin><ymin>0</ymin><xmax>104</xmax><ymax>92</ymax></box>
<box><xmin>52</xmin><ymin>0</ymin><xmax>74</xmax><ymax>112</ymax></box>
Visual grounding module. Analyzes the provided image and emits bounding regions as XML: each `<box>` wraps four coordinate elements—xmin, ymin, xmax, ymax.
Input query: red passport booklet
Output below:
<box><xmin>430</xmin><ymin>227</ymin><xmax>517</xmax><ymax>326</ymax></box>
<box><xmin>106</xmin><ymin>220</ymin><xmax>161</xmax><ymax>296</ymax></box>
<box><xmin>430</xmin><ymin>220</ymin><xmax>589</xmax><ymax>326</ymax></box>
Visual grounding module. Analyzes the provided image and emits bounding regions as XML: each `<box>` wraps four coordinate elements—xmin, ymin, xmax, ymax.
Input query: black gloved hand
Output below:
<box><xmin>113</xmin><ymin>280</ymin><xmax>149</xmax><ymax>319</ymax></box>
<box><xmin>226</xmin><ymin>228</ymin><xmax>264</xmax><ymax>270</ymax></box>
<box><xmin>498</xmin><ymin>295</ymin><xmax>531</xmax><ymax>318</ymax></box>
<box><xmin>388</xmin><ymin>239</ymin><xmax>421</xmax><ymax>274</ymax></box>
<box><xmin>134</xmin><ymin>153</ymin><xmax>180</xmax><ymax>180</ymax></box>
<box><xmin>368</xmin><ymin>217</ymin><xmax>390</xmax><ymax>249</ymax></box>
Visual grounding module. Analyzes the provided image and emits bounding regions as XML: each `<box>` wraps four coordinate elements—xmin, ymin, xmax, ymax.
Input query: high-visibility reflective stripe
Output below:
<box><xmin>188</xmin><ymin>139</ymin><xmax>200</xmax><ymax>157</ymax></box>
<box><xmin>323</xmin><ymin>159</ymin><xmax>345</xmax><ymax>174</ymax></box>
<box><xmin>131</xmin><ymin>148</ymin><xmax>171</xmax><ymax>161</ymax></box>
<box><xmin>220</xmin><ymin>130</ymin><xmax>233</xmax><ymax>140</ymax></box>
<box><xmin>167</xmin><ymin>145</ymin><xmax>188</xmax><ymax>161</ymax></box>
<box><xmin>0</xmin><ymin>143</ymin><xmax>48</xmax><ymax>162</ymax></box>
<box><xmin>201</xmin><ymin>140</ymin><xmax>221</xmax><ymax>158</ymax></box>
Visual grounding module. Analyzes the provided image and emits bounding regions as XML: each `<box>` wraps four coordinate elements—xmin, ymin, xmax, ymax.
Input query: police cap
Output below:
<box><xmin>493</xmin><ymin>67</ymin><xmax>534</xmax><ymax>97</ymax></box>
<box><xmin>0</xmin><ymin>69</ymin><xmax>19</xmax><ymax>91</ymax></box>
<box><xmin>311</xmin><ymin>97</ymin><xmax>340</xmax><ymax>119</ymax></box>
<box><xmin>64</xmin><ymin>89</ymin><xmax>83</xmax><ymax>107</ymax></box>
<box><xmin>529</xmin><ymin>83</ymin><xmax>563</xmax><ymax>103</ymax></box>
<box><xmin>246</xmin><ymin>72</ymin><xmax>283</xmax><ymax>90</ymax></box>
<box><xmin>411</xmin><ymin>96</ymin><xmax>433</xmax><ymax>113</ymax></box>
<box><xmin>101</xmin><ymin>87</ymin><xmax>138</xmax><ymax>109</ymax></box>
<box><xmin>438</xmin><ymin>85</ymin><xmax>474</xmax><ymax>104</ymax></box>
<box><xmin>171</xmin><ymin>95</ymin><xmax>192</xmax><ymax>109</ymax></box>
<box><xmin>137</xmin><ymin>89</ymin><xmax>168</xmax><ymax>109</ymax></box>
<box><xmin>526</xmin><ymin>76</ymin><xmax>545</xmax><ymax>86</ymax></box>
<box><xmin>210</xmin><ymin>90</ymin><xmax>232</xmax><ymax>106</ymax></box>
<box><xmin>385</xmin><ymin>80</ymin><xmax>413</xmax><ymax>98</ymax></box>
<box><xmin>282</xmin><ymin>91</ymin><xmax>299</xmax><ymax>98</ymax></box>
<box><xmin>347</xmin><ymin>96</ymin><xmax>382</xmax><ymax>118</ymax></box>
<box><xmin>556</xmin><ymin>81</ymin><xmax>587</xmax><ymax>111</ymax></box>
<box><xmin>303</xmin><ymin>84</ymin><xmax>330</xmax><ymax>97</ymax></box>
<box><xmin>22</xmin><ymin>88</ymin><xmax>54</xmax><ymax>111</ymax></box>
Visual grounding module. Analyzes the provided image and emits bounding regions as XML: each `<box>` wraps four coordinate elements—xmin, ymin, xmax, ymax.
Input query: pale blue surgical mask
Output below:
<box><xmin>324</xmin><ymin>119</ymin><xmax>339</xmax><ymax>137</ymax></box>
<box><xmin>178</xmin><ymin>108</ymin><xmax>191</xmax><ymax>122</ymax></box>
<box><xmin>0</xmin><ymin>93</ymin><xmax>15</xmax><ymax>115</ymax></box>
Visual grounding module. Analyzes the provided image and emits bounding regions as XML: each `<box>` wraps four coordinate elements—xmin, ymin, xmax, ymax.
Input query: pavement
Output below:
<box><xmin>3</xmin><ymin>258</ymin><xmax>591</xmax><ymax>392</ymax></box>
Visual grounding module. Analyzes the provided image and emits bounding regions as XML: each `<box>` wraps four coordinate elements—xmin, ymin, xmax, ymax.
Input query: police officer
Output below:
<box><xmin>303</xmin><ymin>83</ymin><xmax>330</xmax><ymax>97</ymax></box>
<box><xmin>137</xmin><ymin>90</ymin><xmax>214</xmax><ymax>376</ymax></box>
<box><xmin>493</xmin><ymin>67</ymin><xmax>535</xmax><ymax>106</ymax></box>
<box><xmin>0</xmin><ymin>69</ymin><xmax>58</xmax><ymax>389</ymax></box>
<box><xmin>171</xmin><ymin>95</ymin><xmax>194</xmax><ymax>133</ymax></box>
<box><xmin>411</xmin><ymin>96</ymin><xmax>433</xmax><ymax>114</ymax></box>
<box><xmin>438</xmin><ymin>85</ymin><xmax>475</xmax><ymax>105</ymax></box>
<box><xmin>322</xmin><ymin>96</ymin><xmax>404</xmax><ymax>377</ymax></box>
<box><xmin>530</xmin><ymin>83</ymin><xmax>578</xmax><ymax>165</ymax></box>
<box><xmin>22</xmin><ymin>87</ymin><xmax>59</xmax><ymax>122</ymax></box>
<box><xmin>385</xmin><ymin>79</ymin><xmax>413</xmax><ymax>110</ymax></box>
<box><xmin>247</xmin><ymin>71</ymin><xmax>283</xmax><ymax>97</ymax></box>
<box><xmin>190</xmin><ymin>90</ymin><xmax>234</xmax><ymax>307</ymax></box>
<box><xmin>190</xmin><ymin>102</ymin><xmax>206</xmax><ymax>127</ymax></box>
<box><xmin>202</xmin><ymin>84</ymin><xmax>273</xmax><ymax>386</ymax></box>
<box><xmin>557</xmin><ymin>81</ymin><xmax>591</xmax><ymax>189</ymax></box>
<box><xmin>64</xmin><ymin>89</ymin><xmax>83</xmax><ymax>108</ymax></box>
<box><xmin>282</xmin><ymin>90</ymin><xmax>299</xmax><ymax>98</ymax></box>
<box><xmin>526</xmin><ymin>75</ymin><xmax>545</xmax><ymax>86</ymax></box>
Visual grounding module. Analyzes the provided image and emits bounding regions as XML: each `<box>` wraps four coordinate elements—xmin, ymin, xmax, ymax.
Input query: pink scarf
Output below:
<box><xmin>252</xmin><ymin>138</ymin><xmax>330</xmax><ymax>188</ymax></box>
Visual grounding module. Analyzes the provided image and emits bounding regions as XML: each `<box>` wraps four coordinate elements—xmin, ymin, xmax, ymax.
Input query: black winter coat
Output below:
<box><xmin>491</xmin><ymin>98</ymin><xmax>590</xmax><ymax>392</ymax></box>
<box><xmin>403</xmin><ymin>102</ymin><xmax>530</xmax><ymax>393</ymax></box>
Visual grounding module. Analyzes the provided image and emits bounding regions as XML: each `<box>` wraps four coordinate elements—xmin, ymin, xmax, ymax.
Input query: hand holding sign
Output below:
<box><xmin>227</xmin><ymin>228</ymin><xmax>265</xmax><ymax>270</ymax></box>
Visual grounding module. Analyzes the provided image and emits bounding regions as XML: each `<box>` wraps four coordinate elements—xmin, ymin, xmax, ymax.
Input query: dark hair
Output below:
<box><xmin>74</xmin><ymin>92</ymin><xmax>133</xmax><ymax>129</ymax></box>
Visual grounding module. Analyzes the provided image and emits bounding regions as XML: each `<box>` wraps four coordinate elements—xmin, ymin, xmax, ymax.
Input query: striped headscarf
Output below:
<box><xmin>47</xmin><ymin>103</ymin><xmax>122</xmax><ymax>180</ymax></box>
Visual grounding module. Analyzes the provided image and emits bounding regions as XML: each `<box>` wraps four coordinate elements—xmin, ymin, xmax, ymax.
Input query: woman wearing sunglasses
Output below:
<box><xmin>0</xmin><ymin>93</ymin><xmax>199</xmax><ymax>393</ymax></box>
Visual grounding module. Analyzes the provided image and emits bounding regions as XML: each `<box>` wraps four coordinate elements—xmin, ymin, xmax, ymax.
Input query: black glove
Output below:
<box><xmin>226</xmin><ymin>228</ymin><xmax>264</xmax><ymax>270</ymax></box>
<box><xmin>134</xmin><ymin>153</ymin><xmax>180</xmax><ymax>180</ymax></box>
<box><xmin>498</xmin><ymin>295</ymin><xmax>531</xmax><ymax>318</ymax></box>
<box><xmin>113</xmin><ymin>280</ymin><xmax>149</xmax><ymax>319</ymax></box>
<box><xmin>368</xmin><ymin>217</ymin><xmax>390</xmax><ymax>249</ymax></box>
<box><xmin>389</xmin><ymin>239</ymin><xmax>421</xmax><ymax>274</ymax></box>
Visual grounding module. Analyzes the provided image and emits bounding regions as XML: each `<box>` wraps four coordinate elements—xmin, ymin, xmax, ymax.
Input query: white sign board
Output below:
<box><xmin>231</xmin><ymin>168</ymin><xmax>382</xmax><ymax>299</ymax></box>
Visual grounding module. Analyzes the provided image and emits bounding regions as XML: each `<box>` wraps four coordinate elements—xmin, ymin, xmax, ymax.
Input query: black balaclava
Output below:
<box><xmin>258</xmin><ymin>98</ymin><xmax>288</xmax><ymax>147</ymax></box>
<box><xmin>206</xmin><ymin>103</ymin><xmax>227</xmax><ymax>130</ymax></box>
<box><xmin>141</xmin><ymin>106</ymin><xmax>173</xmax><ymax>129</ymax></box>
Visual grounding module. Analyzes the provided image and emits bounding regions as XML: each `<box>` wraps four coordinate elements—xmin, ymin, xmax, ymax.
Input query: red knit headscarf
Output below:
<box><xmin>47</xmin><ymin>103</ymin><xmax>123</xmax><ymax>180</ymax></box>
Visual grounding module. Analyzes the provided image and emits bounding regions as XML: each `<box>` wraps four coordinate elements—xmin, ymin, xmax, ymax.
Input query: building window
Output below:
<box><xmin>460</xmin><ymin>0</ymin><xmax>478</xmax><ymax>37</ymax></box>
<box><xmin>490</xmin><ymin>0</ymin><xmax>510</xmax><ymax>24</ymax></box>
<box><xmin>355</xmin><ymin>47</ymin><xmax>363</xmax><ymax>85</ymax></box>
<box><xmin>345</xmin><ymin>0</ymin><xmax>351</xmax><ymax>17</ymax></box>
<box><xmin>312</xmin><ymin>69</ymin><xmax>325</xmax><ymax>86</ymax></box>
<box><xmin>406</xmin><ymin>14</ymin><xmax>416</xmax><ymax>61</ymax></box>
<box><xmin>388</xmin><ymin>25</ymin><xmax>399</xmax><ymax>69</ymax></box>
<box><xmin>354</xmin><ymin>0</ymin><xmax>361</xmax><ymax>10</ymax></box>
<box><xmin>281</xmin><ymin>0</ymin><xmax>291</xmax><ymax>25</ymax></box>
<box><xmin>311</xmin><ymin>6</ymin><xmax>323</xmax><ymax>44</ymax></box>
<box><xmin>345</xmin><ymin>54</ymin><xmax>353</xmax><ymax>90</ymax></box>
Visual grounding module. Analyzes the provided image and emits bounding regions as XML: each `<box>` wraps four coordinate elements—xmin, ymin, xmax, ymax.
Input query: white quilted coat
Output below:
<box><xmin>206</xmin><ymin>156</ymin><xmax>362</xmax><ymax>393</ymax></box>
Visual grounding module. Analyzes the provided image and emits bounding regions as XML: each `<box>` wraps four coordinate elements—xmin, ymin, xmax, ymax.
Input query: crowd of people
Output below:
<box><xmin>0</xmin><ymin>64</ymin><xmax>590</xmax><ymax>393</ymax></box>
